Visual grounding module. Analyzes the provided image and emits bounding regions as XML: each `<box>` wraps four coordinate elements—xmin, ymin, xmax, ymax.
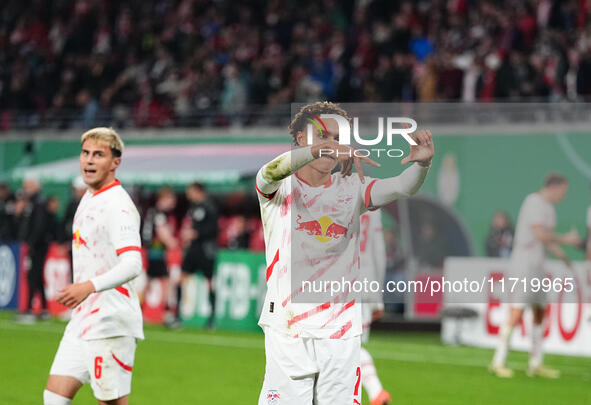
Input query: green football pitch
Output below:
<box><xmin>1</xmin><ymin>311</ymin><xmax>590</xmax><ymax>404</ymax></box>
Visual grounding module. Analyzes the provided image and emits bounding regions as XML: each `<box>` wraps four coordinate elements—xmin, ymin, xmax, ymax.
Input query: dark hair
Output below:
<box><xmin>288</xmin><ymin>101</ymin><xmax>351</xmax><ymax>145</ymax></box>
<box><xmin>157</xmin><ymin>187</ymin><xmax>175</xmax><ymax>199</ymax></box>
<box><xmin>188</xmin><ymin>182</ymin><xmax>205</xmax><ymax>192</ymax></box>
<box><xmin>544</xmin><ymin>173</ymin><xmax>568</xmax><ymax>187</ymax></box>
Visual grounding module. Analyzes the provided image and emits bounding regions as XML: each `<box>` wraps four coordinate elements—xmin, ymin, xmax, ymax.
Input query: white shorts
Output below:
<box><xmin>49</xmin><ymin>333</ymin><xmax>137</xmax><ymax>401</ymax></box>
<box><xmin>508</xmin><ymin>259</ymin><xmax>547</xmax><ymax>309</ymax></box>
<box><xmin>258</xmin><ymin>327</ymin><xmax>361</xmax><ymax>405</ymax></box>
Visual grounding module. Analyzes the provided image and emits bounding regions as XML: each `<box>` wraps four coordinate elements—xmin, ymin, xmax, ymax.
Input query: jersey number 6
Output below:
<box><xmin>95</xmin><ymin>356</ymin><xmax>103</xmax><ymax>379</ymax></box>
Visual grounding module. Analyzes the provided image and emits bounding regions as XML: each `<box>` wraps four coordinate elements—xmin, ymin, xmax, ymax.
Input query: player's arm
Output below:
<box><xmin>256</xmin><ymin>144</ymin><xmax>380</xmax><ymax>198</ymax></box>
<box><xmin>155</xmin><ymin>214</ymin><xmax>178</xmax><ymax>250</ymax></box>
<box><xmin>256</xmin><ymin>147</ymin><xmax>315</xmax><ymax>198</ymax></box>
<box><xmin>531</xmin><ymin>225</ymin><xmax>580</xmax><ymax>247</ymax></box>
<box><xmin>367</xmin><ymin>130</ymin><xmax>433</xmax><ymax>209</ymax></box>
<box><xmin>57</xmin><ymin>250</ymin><xmax>142</xmax><ymax>308</ymax></box>
<box><xmin>547</xmin><ymin>242</ymin><xmax>571</xmax><ymax>268</ymax></box>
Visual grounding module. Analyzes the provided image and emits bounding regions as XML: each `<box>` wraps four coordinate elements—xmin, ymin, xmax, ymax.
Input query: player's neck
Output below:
<box><xmin>539</xmin><ymin>189</ymin><xmax>553</xmax><ymax>204</ymax></box>
<box><xmin>296</xmin><ymin>166</ymin><xmax>331</xmax><ymax>187</ymax></box>
<box><xmin>89</xmin><ymin>176</ymin><xmax>117</xmax><ymax>194</ymax></box>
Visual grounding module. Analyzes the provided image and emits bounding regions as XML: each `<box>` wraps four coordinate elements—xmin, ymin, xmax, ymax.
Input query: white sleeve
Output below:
<box><xmin>108</xmin><ymin>202</ymin><xmax>142</xmax><ymax>255</ymax></box>
<box><xmin>368</xmin><ymin>163</ymin><xmax>429</xmax><ymax>208</ymax></box>
<box><xmin>256</xmin><ymin>146</ymin><xmax>315</xmax><ymax>198</ymax></box>
<box><xmin>90</xmin><ymin>200</ymin><xmax>143</xmax><ymax>292</ymax></box>
<box><xmin>90</xmin><ymin>250</ymin><xmax>143</xmax><ymax>292</ymax></box>
<box><xmin>527</xmin><ymin>197</ymin><xmax>549</xmax><ymax>228</ymax></box>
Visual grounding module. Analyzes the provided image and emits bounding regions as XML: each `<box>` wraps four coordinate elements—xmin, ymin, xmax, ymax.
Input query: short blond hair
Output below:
<box><xmin>81</xmin><ymin>127</ymin><xmax>125</xmax><ymax>157</ymax></box>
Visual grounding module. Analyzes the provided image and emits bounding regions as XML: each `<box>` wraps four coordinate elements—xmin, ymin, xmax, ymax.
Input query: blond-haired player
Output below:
<box><xmin>256</xmin><ymin>102</ymin><xmax>433</xmax><ymax>404</ymax></box>
<box><xmin>44</xmin><ymin>128</ymin><xmax>143</xmax><ymax>405</ymax></box>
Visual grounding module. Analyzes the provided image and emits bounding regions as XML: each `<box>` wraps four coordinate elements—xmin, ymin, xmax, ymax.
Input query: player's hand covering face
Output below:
<box><xmin>301</xmin><ymin>118</ymin><xmax>380</xmax><ymax>183</ymax></box>
<box><xmin>401</xmin><ymin>127</ymin><xmax>434</xmax><ymax>166</ymax></box>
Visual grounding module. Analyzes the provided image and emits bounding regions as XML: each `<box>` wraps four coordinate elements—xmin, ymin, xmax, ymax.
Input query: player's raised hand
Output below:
<box><xmin>312</xmin><ymin>140</ymin><xmax>380</xmax><ymax>183</ymax></box>
<box><xmin>57</xmin><ymin>281</ymin><xmax>95</xmax><ymax>308</ymax></box>
<box><xmin>400</xmin><ymin>127</ymin><xmax>434</xmax><ymax>167</ymax></box>
<box><xmin>561</xmin><ymin>229</ymin><xmax>582</xmax><ymax>247</ymax></box>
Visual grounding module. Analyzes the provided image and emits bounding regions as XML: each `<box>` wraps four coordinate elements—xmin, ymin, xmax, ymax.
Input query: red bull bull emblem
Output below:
<box><xmin>295</xmin><ymin>215</ymin><xmax>348</xmax><ymax>242</ymax></box>
<box><xmin>266</xmin><ymin>390</ymin><xmax>280</xmax><ymax>404</ymax></box>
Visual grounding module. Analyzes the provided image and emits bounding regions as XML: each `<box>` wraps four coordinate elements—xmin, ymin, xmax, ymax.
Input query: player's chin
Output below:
<box><xmin>315</xmin><ymin>158</ymin><xmax>338</xmax><ymax>172</ymax></box>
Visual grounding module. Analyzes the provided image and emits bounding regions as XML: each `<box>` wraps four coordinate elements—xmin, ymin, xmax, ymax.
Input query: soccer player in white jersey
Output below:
<box><xmin>44</xmin><ymin>128</ymin><xmax>143</xmax><ymax>405</ymax></box>
<box><xmin>359</xmin><ymin>209</ymin><xmax>390</xmax><ymax>405</ymax></box>
<box><xmin>490</xmin><ymin>173</ymin><xmax>581</xmax><ymax>379</ymax></box>
<box><xmin>256</xmin><ymin>102</ymin><xmax>433</xmax><ymax>404</ymax></box>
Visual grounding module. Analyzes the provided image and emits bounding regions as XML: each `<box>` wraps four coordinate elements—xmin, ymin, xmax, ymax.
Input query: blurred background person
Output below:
<box><xmin>179</xmin><ymin>183</ymin><xmax>219</xmax><ymax>328</ymax></box>
<box><xmin>490</xmin><ymin>174</ymin><xmax>581</xmax><ymax>378</ymax></box>
<box><xmin>485</xmin><ymin>211</ymin><xmax>514</xmax><ymax>258</ymax></box>
<box><xmin>142</xmin><ymin>187</ymin><xmax>180</xmax><ymax>327</ymax></box>
<box><xmin>0</xmin><ymin>184</ymin><xmax>14</xmax><ymax>242</ymax></box>
<box><xmin>18</xmin><ymin>177</ymin><xmax>51</xmax><ymax>321</ymax></box>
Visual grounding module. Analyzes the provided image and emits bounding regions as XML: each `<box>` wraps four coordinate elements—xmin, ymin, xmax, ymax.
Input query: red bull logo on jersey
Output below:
<box><xmin>266</xmin><ymin>390</ymin><xmax>280</xmax><ymax>404</ymax></box>
<box><xmin>295</xmin><ymin>215</ymin><xmax>348</xmax><ymax>242</ymax></box>
<box><xmin>72</xmin><ymin>229</ymin><xmax>88</xmax><ymax>249</ymax></box>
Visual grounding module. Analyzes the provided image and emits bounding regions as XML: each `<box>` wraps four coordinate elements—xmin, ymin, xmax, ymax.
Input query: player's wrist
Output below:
<box><xmin>417</xmin><ymin>159</ymin><xmax>432</xmax><ymax>168</ymax></box>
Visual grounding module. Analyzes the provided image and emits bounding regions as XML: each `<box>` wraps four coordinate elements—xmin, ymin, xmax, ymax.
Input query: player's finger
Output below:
<box><xmin>344</xmin><ymin>158</ymin><xmax>353</xmax><ymax>177</ymax></box>
<box><xmin>401</xmin><ymin>155</ymin><xmax>411</xmax><ymax>165</ymax></box>
<box><xmin>354</xmin><ymin>157</ymin><xmax>365</xmax><ymax>183</ymax></box>
<box><xmin>425</xmin><ymin>129</ymin><xmax>433</xmax><ymax>145</ymax></box>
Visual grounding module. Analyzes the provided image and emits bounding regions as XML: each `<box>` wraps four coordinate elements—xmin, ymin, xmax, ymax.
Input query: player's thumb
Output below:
<box><xmin>401</xmin><ymin>156</ymin><xmax>410</xmax><ymax>165</ymax></box>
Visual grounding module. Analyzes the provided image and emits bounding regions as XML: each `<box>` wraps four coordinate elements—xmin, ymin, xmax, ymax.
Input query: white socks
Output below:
<box><xmin>492</xmin><ymin>324</ymin><xmax>514</xmax><ymax>367</ymax></box>
<box><xmin>43</xmin><ymin>390</ymin><xmax>72</xmax><ymax>405</ymax></box>
<box><xmin>360</xmin><ymin>347</ymin><xmax>383</xmax><ymax>400</ymax></box>
<box><xmin>529</xmin><ymin>324</ymin><xmax>544</xmax><ymax>369</ymax></box>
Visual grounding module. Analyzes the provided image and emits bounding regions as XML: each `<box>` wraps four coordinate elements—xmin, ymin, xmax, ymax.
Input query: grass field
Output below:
<box><xmin>1</xmin><ymin>310</ymin><xmax>590</xmax><ymax>404</ymax></box>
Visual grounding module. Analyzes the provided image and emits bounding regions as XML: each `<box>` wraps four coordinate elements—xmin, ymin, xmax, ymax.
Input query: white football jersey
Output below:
<box><xmin>359</xmin><ymin>209</ymin><xmax>386</xmax><ymax>325</ymax></box>
<box><xmin>511</xmin><ymin>192</ymin><xmax>555</xmax><ymax>270</ymax></box>
<box><xmin>65</xmin><ymin>180</ymin><xmax>144</xmax><ymax>341</ymax></box>
<box><xmin>257</xmin><ymin>172</ymin><xmax>377</xmax><ymax>339</ymax></box>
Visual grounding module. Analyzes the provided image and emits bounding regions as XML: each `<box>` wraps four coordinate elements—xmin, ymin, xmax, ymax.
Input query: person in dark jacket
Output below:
<box><xmin>18</xmin><ymin>178</ymin><xmax>51</xmax><ymax>319</ymax></box>
<box><xmin>485</xmin><ymin>211</ymin><xmax>514</xmax><ymax>258</ymax></box>
<box><xmin>180</xmin><ymin>182</ymin><xmax>219</xmax><ymax>328</ymax></box>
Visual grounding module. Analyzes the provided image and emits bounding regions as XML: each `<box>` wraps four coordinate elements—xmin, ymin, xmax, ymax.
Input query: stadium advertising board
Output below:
<box><xmin>181</xmin><ymin>249</ymin><xmax>266</xmax><ymax>331</ymax></box>
<box><xmin>442</xmin><ymin>257</ymin><xmax>591</xmax><ymax>357</ymax></box>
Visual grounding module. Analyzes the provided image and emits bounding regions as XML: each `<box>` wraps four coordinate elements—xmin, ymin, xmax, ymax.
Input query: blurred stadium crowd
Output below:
<box><xmin>1</xmin><ymin>0</ymin><xmax>591</xmax><ymax>129</ymax></box>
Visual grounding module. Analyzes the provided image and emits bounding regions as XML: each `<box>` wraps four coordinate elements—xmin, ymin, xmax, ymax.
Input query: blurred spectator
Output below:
<box><xmin>0</xmin><ymin>184</ymin><xmax>12</xmax><ymax>242</ymax></box>
<box><xmin>62</xmin><ymin>176</ymin><xmax>87</xmax><ymax>244</ymax></box>
<box><xmin>179</xmin><ymin>182</ymin><xmax>219</xmax><ymax>327</ymax></box>
<box><xmin>141</xmin><ymin>187</ymin><xmax>179</xmax><ymax>326</ymax></box>
<box><xmin>225</xmin><ymin>215</ymin><xmax>251</xmax><ymax>250</ymax></box>
<box><xmin>415</xmin><ymin>222</ymin><xmax>447</xmax><ymax>269</ymax></box>
<box><xmin>2</xmin><ymin>0</ymin><xmax>591</xmax><ymax>130</ymax></box>
<box><xmin>18</xmin><ymin>178</ymin><xmax>51</xmax><ymax>319</ymax></box>
<box><xmin>46</xmin><ymin>195</ymin><xmax>61</xmax><ymax>243</ymax></box>
<box><xmin>485</xmin><ymin>211</ymin><xmax>514</xmax><ymax>258</ymax></box>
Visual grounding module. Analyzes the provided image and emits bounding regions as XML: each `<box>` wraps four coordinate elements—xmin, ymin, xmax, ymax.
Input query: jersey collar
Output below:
<box><xmin>92</xmin><ymin>179</ymin><xmax>121</xmax><ymax>197</ymax></box>
<box><xmin>295</xmin><ymin>172</ymin><xmax>332</xmax><ymax>188</ymax></box>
